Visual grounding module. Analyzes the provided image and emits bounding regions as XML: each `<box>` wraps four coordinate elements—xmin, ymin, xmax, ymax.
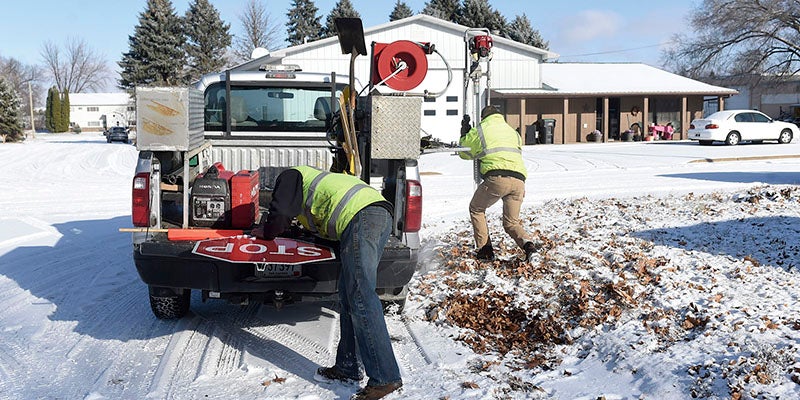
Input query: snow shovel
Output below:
<box><xmin>335</xmin><ymin>18</ymin><xmax>367</xmax><ymax>177</ymax></box>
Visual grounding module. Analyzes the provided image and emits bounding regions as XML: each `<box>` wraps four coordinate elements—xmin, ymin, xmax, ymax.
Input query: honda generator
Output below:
<box><xmin>190</xmin><ymin>163</ymin><xmax>259</xmax><ymax>228</ymax></box>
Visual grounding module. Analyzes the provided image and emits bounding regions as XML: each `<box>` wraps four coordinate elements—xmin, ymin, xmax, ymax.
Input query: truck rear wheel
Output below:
<box><xmin>149</xmin><ymin>287</ymin><xmax>191</xmax><ymax>319</ymax></box>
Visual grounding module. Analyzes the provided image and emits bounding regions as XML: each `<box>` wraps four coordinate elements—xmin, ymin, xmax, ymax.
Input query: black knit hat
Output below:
<box><xmin>481</xmin><ymin>105</ymin><xmax>500</xmax><ymax>119</ymax></box>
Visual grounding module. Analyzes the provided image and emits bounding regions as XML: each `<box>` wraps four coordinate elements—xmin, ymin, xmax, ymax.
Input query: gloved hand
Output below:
<box><xmin>460</xmin><ymin>115</ymin><xmax>471</xmax><ymax>137</ymax></box>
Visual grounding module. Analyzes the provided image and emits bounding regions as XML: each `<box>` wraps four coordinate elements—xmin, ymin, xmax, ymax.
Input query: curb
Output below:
<box><xmin>688</xmin><ymin>154</ymin><xmax>800</xmax><ymax>163</ymax></box>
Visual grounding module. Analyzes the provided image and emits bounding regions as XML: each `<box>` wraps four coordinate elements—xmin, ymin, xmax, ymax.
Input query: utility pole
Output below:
<box><xmin>28</xmin><ymin>81</ymin><xmax>35</xmax><ymax>139</ymax></box>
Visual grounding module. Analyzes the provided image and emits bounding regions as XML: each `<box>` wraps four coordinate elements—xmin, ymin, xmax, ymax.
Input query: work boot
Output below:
<box><xmin>314</xmin><ymin>366</ymin><xmax>362</xmax><ymax>384</ymax></box>
<box><xmin>351</xmin><ymin>382</ymin><xmax>403</xmax><ymax>400</ymax></box>
<box><xmin>475</xmin><ymin>240</ymin><xmax>495</xmax><ymax>261</ymax></box>
<box><xmin>523</xmin><ymin>241</ymin><xmax>542</xmax><ymax>262</ymax></box>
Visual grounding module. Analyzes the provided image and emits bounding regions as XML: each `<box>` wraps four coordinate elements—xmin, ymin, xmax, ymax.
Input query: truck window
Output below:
<box><xmin>204</xmin><ymin>82</ymin><xmax>342</xmax><ymax>134</ymax></box>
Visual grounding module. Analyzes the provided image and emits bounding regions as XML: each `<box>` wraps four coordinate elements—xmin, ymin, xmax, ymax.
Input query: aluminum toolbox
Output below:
<box><xmin>370</xmin><ymin>95</ymin><xmax>422</xmax><ymax>160</ymax></box>
<box><xmin>136</xmin><ymin>87</ymin><xmax>204</xmax><ymax>151</ymax></box>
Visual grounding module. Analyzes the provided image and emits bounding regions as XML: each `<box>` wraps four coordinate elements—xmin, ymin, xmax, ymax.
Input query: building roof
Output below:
<box><xmin>493</xmin><ymin>63</ymin><xmax>738</xmax><ymax>97</ymax></box>
<box><xmin>233</xmin><ymin>14</ymin><xmax>559</xmax><ymax>72</ymax></box>
<box><xmin>69</xmin><ymin>93</ymin><xmax>131</xmax><ymax>106</ymax></box>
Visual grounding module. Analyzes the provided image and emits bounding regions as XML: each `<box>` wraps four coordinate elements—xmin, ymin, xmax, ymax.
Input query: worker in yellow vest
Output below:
<box><xmin>254</xmin><ymin>166</ymin><xmax>402</xmax><ymax>400</ymax></box>
<box><xmin>459</xmin><ymin>105</ymin><xmax>539</xmax><ymax>262</ymax></box>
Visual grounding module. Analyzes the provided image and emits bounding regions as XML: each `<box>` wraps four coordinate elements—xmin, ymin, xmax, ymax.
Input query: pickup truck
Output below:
<box><xmin>130</xmin><ymin>64</ymin><xmax>423</xmax><ymax>319</ymax></box>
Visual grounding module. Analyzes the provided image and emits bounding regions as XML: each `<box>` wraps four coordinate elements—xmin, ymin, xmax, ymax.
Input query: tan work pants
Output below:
<box><xmin>468</xmin><ymin>175</ymin><xmax>531</xmax><ymax>249</ymax></box>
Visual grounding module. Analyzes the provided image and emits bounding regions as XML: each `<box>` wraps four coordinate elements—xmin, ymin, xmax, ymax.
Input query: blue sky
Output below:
<box><xmin>4</xmin><ymin>0</ymin><xmax>697</xmax><ymax>80</ymax></box>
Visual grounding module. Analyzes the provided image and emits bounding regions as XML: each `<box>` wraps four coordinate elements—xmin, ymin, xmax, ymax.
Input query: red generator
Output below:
<box><xmin>230</xmin><ymin>170</ymin><xmax>260</xmax><ymax>228</ymax></box>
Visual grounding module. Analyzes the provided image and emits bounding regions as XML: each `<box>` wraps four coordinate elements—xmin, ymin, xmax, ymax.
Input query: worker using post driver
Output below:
<box><xmin>459</xmin><ymin>105</ymin><xmax>539</xmax><ymax>262</ymax></box>
<box><xmin>253</xmin><ymin>165</ymin><xmax>402</xmax><ymax>400</ymax></box>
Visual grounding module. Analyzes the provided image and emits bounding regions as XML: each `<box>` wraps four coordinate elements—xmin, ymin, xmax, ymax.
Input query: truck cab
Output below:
<box><xmin>130</xmin><ymin>64</ymin><xmax>422</xmax><ymax>319</ymax></box>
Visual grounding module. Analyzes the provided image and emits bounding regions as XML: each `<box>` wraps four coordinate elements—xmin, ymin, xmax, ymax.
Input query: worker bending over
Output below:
<box><xmin>254</xmin><ymin>166</ymin><xmax>402</xmax><ymax>400</ymax></box>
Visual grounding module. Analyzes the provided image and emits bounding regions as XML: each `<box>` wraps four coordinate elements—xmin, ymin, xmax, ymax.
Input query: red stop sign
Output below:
<box><xmin>192</xmin><ymin>236</ymin><xmax>335</xmax><ymax>264</ymax></box>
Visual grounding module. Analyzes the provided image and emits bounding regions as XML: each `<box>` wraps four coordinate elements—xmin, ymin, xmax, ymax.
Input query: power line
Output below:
<box><xmin>558</xmin><ymin>41</ymin><xmax>675</xmax><ymax>58</ymax></box>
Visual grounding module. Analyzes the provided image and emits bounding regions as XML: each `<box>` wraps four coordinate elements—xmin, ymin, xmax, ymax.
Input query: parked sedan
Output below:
<box><xmin>688</xmin><ymin>110</ymin><xmax>797</xmax><ymax>145</ymax></box>
<box><xmin>106</xmin><ymin>127</ymin><xmax>130</xmax><ymax>143</ymax></box>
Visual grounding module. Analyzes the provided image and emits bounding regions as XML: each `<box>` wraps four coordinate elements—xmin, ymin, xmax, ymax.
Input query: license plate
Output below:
<box><xmin>254</xmin><ymin>263</ymin><xmax>301</xmax><ymax>278</ymax></box>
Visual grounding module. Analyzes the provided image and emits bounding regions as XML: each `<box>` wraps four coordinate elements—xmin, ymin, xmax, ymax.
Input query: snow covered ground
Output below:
<box><xmin>1</xmin><ymin>133</ymin><xmax>800</xmax><ymax>399</ymax></box>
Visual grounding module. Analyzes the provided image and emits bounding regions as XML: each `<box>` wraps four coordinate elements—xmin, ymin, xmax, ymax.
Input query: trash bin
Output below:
<box><xmin>537</xmin><ymin>119</ymin><xmax>556</xmax><ymax>144</ymax></box>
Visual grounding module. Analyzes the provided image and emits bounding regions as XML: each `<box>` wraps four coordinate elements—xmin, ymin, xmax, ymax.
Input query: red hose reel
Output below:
<box><xmin>371</xmin><ymin>40</ymin><xmax>432</xmax><ymax>91</ymax></box>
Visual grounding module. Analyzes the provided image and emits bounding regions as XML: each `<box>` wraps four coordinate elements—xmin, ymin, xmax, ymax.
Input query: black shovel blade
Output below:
<box><xmin>335</xmin><ymin>18</ymin><xmax>367</xmax><ymax>56</ymax></box>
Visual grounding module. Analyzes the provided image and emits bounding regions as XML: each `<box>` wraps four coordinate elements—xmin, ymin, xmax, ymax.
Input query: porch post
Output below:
<box><xmin>562</xmin><ymin>97</ymin><xmax>569</xmax><ymax>144</ymax></box>
<box><xmin>603</xmin><ymin>97</ymin><xmax>609</xmax><ymax>143</ymax></box>
<box><xmin>643</xmin><ymin>97</ymin><xmax>650</xmax><ymax>133</ymax></box>
<box><xmin>681</xmin><ymin>96</ymin><xmax>688</xmax><ymax>140</ymax></box>
<box><xmin>520</xmin><ymin>97</ymin><xmax>527</xmax><ymax>143</ymax></box>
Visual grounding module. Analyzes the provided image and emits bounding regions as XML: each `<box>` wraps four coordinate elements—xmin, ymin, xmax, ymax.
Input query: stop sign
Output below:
<box><xmin>192</xmin><ymin>236</ymin><xmax>335</xmax><ymax>264</ymax></box>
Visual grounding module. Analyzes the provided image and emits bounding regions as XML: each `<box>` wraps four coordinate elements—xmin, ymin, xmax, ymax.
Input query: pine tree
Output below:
<box><xmin>45</xmin><ymin>87</ymin><xmax>54</xmax><ymax>132</ymax></box>
<box><xmin>48</xmin><ymin>86</ymin><xmax>62</xmax><ymax>133</ymax></box>
<box><xmin>286</xmin><ymin>0</ymin><xmax>323</xmax><ymax>46</ymax></box>
<box><xmin>119</xmin><ymin>0</ymin><xmax>187</xmax><ymax>90</ymax></box>
<box><xmin>0</xmin><ymin>77</ymin><xmax>23</xmax><ymax>142</ymax></box>
<box><xmin>184</xmin><ymin>0</ymin><xmax>232</xmax><ymax>81</ymax></box>
<box><xmin>506</xmin><ymin>14</ymin><xmax>548</xmax><ymax>50</ymax></box>
<box><xmin>389</xmin><ymin>1</ymin><xmax>414</xmax><ymax>21</ymax></box>
<box><xmin>421</xmin><ymin>0</ymin><xmax>460</xmax><ymax>23</ymax></box>
<box><xmin>458</xmin><ymin>0</ymin><xmax>506</xmax><ymax>34</ymax></box>
<box><xmin>60</xmin><ymin>89</ymin><xmax>70</xmax><ymax>133</ymax></box>
<box><xmin>322</xmin><ymin>0</ymin><xmax>360</xmax><ymax>38</ymax></box>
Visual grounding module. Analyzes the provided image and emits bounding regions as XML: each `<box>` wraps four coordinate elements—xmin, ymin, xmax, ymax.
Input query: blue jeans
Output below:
<box><xmin>333</xmin><ymin>205</ymin><xmax>401</xmax><ymax>387</ymax></box>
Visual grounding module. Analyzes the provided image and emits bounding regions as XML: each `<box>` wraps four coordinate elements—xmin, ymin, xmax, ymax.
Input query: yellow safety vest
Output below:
<box><xmin>293</xmin><ymin>166</ymin><xmax>387</xmax><ymax>240</ymax></box>
<box><xmin>459</xmin><ymin>114</ymin><xmax>527</xmax><ymax>178</ymax></box>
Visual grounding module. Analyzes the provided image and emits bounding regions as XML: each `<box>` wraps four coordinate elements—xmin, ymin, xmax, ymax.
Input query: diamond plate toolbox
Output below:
<box><xmin>370</xmin><ymin>95</ymin><xmax>422</xmax><ymax>160</ymax></box>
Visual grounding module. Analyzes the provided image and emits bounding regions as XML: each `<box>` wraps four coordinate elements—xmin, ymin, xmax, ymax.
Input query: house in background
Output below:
<box><xmin>69</xmin><ymin>93</ymin><xmax>133</xmax><ymax>132</ymax></box>
<box><xmin>231</xmin><ymin>14</ymin><xmax>736</xmax><ymax>144</ymax></box>
<box><xmin>494</xmin><ymin>63</ymin><xmax>737</xmax><ymax>144</ymax></box>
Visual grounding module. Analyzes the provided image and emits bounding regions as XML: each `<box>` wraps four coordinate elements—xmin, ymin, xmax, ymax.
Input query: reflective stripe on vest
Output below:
<box><xmin>301</xmin><ymin>168</ymin><xmax>373</xmax><ymax>239</ymax></box>
<box><xmin>473</xmin><ymin>123</ymin><xmax>522</xmax><ymax>159</ymax></box>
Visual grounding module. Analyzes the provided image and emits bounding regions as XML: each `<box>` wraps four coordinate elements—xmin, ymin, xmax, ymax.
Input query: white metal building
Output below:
<box><xmin>233</xmin><ymin>14</ymin><xmax>557</xmax><ymax>144</ymax></box>
<box><xmin>69</xmin><ymin>93</ymin><xmax>134</xmax><ymax>132</ymax></box>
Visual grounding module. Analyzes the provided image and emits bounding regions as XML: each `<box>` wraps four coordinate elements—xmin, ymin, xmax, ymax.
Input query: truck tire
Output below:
<box><xmin>149</xmin><ymin>288</ymin><xmax>191</xmax><ymax>319</ymax></box>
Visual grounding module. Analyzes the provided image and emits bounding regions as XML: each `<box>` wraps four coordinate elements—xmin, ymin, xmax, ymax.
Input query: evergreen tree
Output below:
<box><xmin>322</xmin><ymin>0</ymin><xmax>360</xmax><ymax>38</ymax></box>
<box><xmin>389</xmin><ymin>1</ymin><xmax>414</xmax><ymax>21</ymax></box>
<box><xmin>421</xmin><ymin>0</ymin><xmax>460</xmax><ymax>23</ymax></box>
<box><xmin>60</xmin><ymin>89</ymin><xmax>70</xmax><ymax>133</ymax></box>
<box><xmin>48</xmin><ymin>86</ymin><xmax>62</xmax><ymax>133</ymax></box>
<box><xmin>0</xmin><ymin>77</ymin><xmax>23</xmax><ymax>142</ymax></box>
<box><xmin>458</xmin><ymin>0</ymin><xmax>506</xmax><ymax>34</ymax></box>
<box><xmin>286</xmin><ymin>0</ymin><xmax>323</xmax><ymax>46</ymax></box>
<box><xmin>118</xmin><ymin>0</ymin><xmax>187</xmax><ymax>90</ymax></box>
<box><xmin>506</xmin><ymin>14</ymin><xmax>548</xmax><ymax>50</ymax></box>
<box><xmin>184</xmin><ymin>0</ymin><xmax>232</xmax><ymax>81</ymax></box>
<box><xmin>45</xmin><ymin>87</ymin><xmax>54</xmax><ymax>132</ymax></box>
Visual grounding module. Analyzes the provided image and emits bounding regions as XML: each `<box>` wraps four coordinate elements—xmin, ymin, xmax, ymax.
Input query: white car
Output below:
<box><xmin>688</xmin><ymin>110</ymin><xmax>797</xmax><ymax>145</ymax></box>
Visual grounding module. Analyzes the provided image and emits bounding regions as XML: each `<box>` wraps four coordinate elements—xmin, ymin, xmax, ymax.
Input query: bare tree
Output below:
<box><xmin>0</xmin><ymin>55</ymin><xmax>44</xmax><ymax>130</ymax></box>
<box><xmin>232</xmin><ymin>0</ymin><xmax>283</xmax><ymax>63</ymax></box>
<box><xmin>40</xmin><ymin>37</ymin><xmax>111</xmax><ymax>93</ymax></box>
<box><xmin>665</xmin><ymin>0</ymin><xmax>800</xmax><ymax>80</ymax></box>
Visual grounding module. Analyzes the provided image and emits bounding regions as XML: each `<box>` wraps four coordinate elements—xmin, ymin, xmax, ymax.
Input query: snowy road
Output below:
<box><xmin>1</xmin><ymin>134</ymin><xmax>799</xmax><ymax>399</ymax></box>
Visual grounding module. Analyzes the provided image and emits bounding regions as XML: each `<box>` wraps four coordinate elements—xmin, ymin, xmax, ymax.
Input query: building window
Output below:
<box><xmin>424</xmin><ymin>110</ymin><xmax>436</xmax><ymax>116</ymax></box>
<box><xmin>446</xmin><ymin>96</ymin><xmax>458</xmax><ymax>102</ymax></box>
<box><xmin>424</xmin><ymin>97</ymin><xmax>436</xmax><ymax>103</ymax></box>
<box><xmin>87</xmin><ymin>106</ymin><xmax>99</xmax><ymax>112</ymax></box>
<box><xmin>87</xmin><ymin>121</ymin><xmax>101</xmax><ymax>127</ymax></box>
<box><xmin>446</xmin><ymin>109</ymin><xmax>458</xmax><ymax>116</ymax></box>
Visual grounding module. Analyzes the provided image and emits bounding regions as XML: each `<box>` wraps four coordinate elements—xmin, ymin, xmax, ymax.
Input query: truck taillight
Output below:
<box><xmin>132</xmin><ymin>172</ymin><xmax>151</xmax><ymax>227</ymax></box>
<box><xmin>404</xmin><ymin>180</ymin><xmax>422</xmax><ymax>232</ymax></box>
